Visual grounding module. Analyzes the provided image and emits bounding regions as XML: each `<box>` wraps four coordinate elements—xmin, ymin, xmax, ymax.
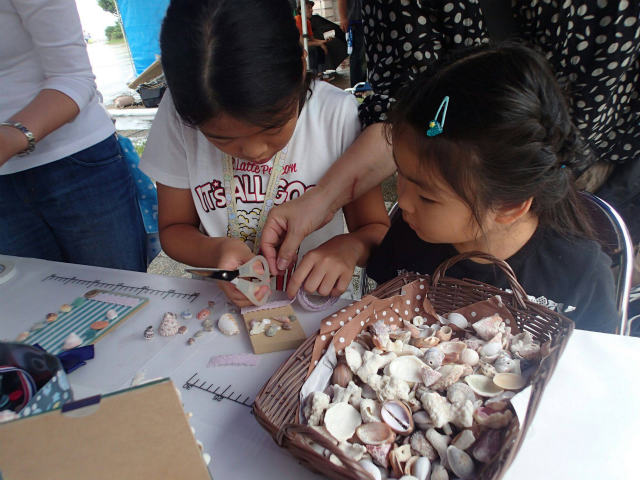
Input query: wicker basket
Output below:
<box><xmin>254</xmin><ymin>252</ymin><xmax>574</xmax><ymax>480</ymax></box>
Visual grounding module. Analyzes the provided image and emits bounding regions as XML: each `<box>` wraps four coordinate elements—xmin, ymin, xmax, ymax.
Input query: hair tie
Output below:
<box><xmin>426</xmin><ymin>96</ymin><xmax>449</xmax><ymax>137</ymax></box>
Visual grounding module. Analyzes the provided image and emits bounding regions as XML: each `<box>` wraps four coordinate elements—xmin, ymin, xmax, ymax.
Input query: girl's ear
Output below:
<box><xmin>494</xmin><ymin>197</ymin><xmax>534</xmax><ymax>225</ymax></box>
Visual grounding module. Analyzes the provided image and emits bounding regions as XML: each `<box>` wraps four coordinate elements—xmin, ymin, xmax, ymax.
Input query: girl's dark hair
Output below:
<box><xmin>389</xmin><ymin>43</ymin><xmax>594</xmax><ymax>238</ymax></box>
<box><xmin>160</xmin><ymin>0</ymin><xmax>306</xmax><ymax>128</ymax></box>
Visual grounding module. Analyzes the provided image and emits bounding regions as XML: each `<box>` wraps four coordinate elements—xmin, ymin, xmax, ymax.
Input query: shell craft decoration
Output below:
<box><xmin>158</xmin><ymin>312</ymin><xmax>179</xmax><ymax>336</ymax></box>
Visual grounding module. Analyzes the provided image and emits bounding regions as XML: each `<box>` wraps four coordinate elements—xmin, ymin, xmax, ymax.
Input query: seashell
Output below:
<box><xmin>430</xmin><ymin>364</ymin><xmax>464</xmax><ymax>391</ymax></box>
<box><xmin>366</xmin><ymin>442</ymin><xmax>392</xmax><ymax>468</ymax></box>
<box><xmin>479</xmin><ymin>340</ymin><xmax>502</xmax><ymax>358</ymax></box>
<box><xmin>463</xmin><ymin>336</ymin><xmax>484</xmax><ymax>351</ymax></box>
<box><xmin>197</xmin><ymin>308</ymin><xmax>210</xmax><ymax>321</ymax></box>
<box><xmin>405</xmin><ymin>456</ymin><xmax>419</xmax><ymax>476</ymax></box>
<box><xmin>439</xmin><ymin>341</ymin><xmax>466</xmax><ymax>363</ymax></box>
<box><xmin>447</xmin><ymin>445</ymin><xmax>474</xmax><ymax>479</ymax></box>
<box><xmin>472</xmin><ymin>313</ymin><xmax>503</xmax><ymax>341</ymax></box>
<box><xmin>62</xmin><ymin>332</ymin><xmax>82</xmax><ymax>350</ymax></box>
<box><xmin>425</xmin><ymin>428</ymin><xmax>450</xmax><ymax>467</ymax></box>
<box><xmin>430</xmin><ymin>462</ymin><xmax>449</xmax><ymax>480</ymax></box>
<box><xmin>193</xmin><ymin>329</ymin><xmax>206</xmax><ymax>338</ymax></box>
<box><xmin>15</xmin><ymin>331</ymin><xmax>29</xmax><ymax>342</ymax></box>
<box><xmin>106</xmin><ymin>309</ymin><xmax>118</xmax><ymax>320</ymax></box>
<box><xmin>177</xmin><ymin>325</ymin><xmax>187</xmax><ymax>335</ymax></box>
<box><xmin>30</xmin><ymin>321</ymin><xmax>46</xmax><ymax>332</ymax></box>
<box><xmin>381</xmin><ymin>400</ymin><xmax>414</xmax><ymax>435</ymax></box>
<box><xmin>412</xmin><ymin>411</ymin><xmax>432</xmax><ymax>431</ymax></box>
<box><xmin>218</xmin><ymin>313</ymin><xmax>240</xmax><ymax>336</ymax></box>
<box><xmin>265</xmin><ymin>325</ymin><xmax>281</xmax><ymax>337</ymax></box>
<box><xmin>345</xmin><ymin>342</ymin><xmax>365</xmax><ymax>373</ymax></box>
<box><xmin>181</xmin><ymin>310</ymin><xmax>192</xmax><ymax>320</ymax></box>
<box><xmin>359</xmin><ymin>460</ymin><xmax>382</xmax><ymax>480</ymax></box>
<box><xmin>424</xmin><ymin>347</ymin><xmax>444</xmax><ymax>369</ymax></box>
<box><xmin>143</xmin><ymin>325</ymin><xmax>154</xmax><ymax>340</ymax></box>
<box><xmin>478</xmin><ymin>361</ymin><xmax>497</xmax><ymax>378</ymax></box>
<box><xmin>493</xmin><ymin>352</ymin><xmax>516</xmax><ymax>372</ymax></box>
<box><xmin>187</xmin><ymin>337</ymin><xmax>196</xmax><ymax>345</ymax></box>
<box><xmin>249</xmin><ymin>319</ymin><xmax>270</xmax><ymax>335</ymax></box>
<box><xmin>412</xmin><ymin>315</ymin><xmax>425</xmax><ymax>327</ymax></box>
<box><xmin>410</xmin><ymin>431</ymin><xmax>438</xmax><ymax>460</ymax></box>
<box><xmin>59</xmin><ymin>304</ymin><xmax>72</xmax><ymax>313</ymax></box>
<box><xmin>356</xmin><ymin>421</ymin><xmax>396</xmax><ymax>445</ymax></box>
<box><xmin>90</xmin><ymin>320</ymin><xmax>109</xmax><ymax>330</ymax></box>
<box><xmin>389</xmin><ymin>444</ymin><xmax>412</xmax><ymax>478</ymax></box>
<box><xmin>201</xmin><ymin>316</ymin><xmax>215</xmax><ymax>330</ymax></box>
<box><xmin>159</xmin><ymin>312</ymin><xmax>179</xmax><ymax>336</ymax></box>
<box><xmin>447</xmin><ymin>382</ymin><xmax>476</xmax><ymax>406</ymax></box>
<box><xmin>452</xmin><ymin>429</ymin><xmax>475</xmax><ymax>451</ymax></box>
<box><xmin>324</xmin><ymin>402</ymin><xmax>362</xmax><ymax>442</ymax></box>
<box><xmin>474</xmin><ymin>407</ymin><xmax>513</xmax><ymax>429</ymax></box>
<box><xmin>360</xmin><ymin>398</ymin><xmax>381</xmax><ymax>424</ymax></box>
<box><xmin>387</xmin><ymin>356</ymin><xmax>428</xmax><ymax>384</ymax></box>
<box><xmin>413</xmin><ymin>335</ymin><xmax>440</xmax><ymax>349</ymax></box>
<box><xmin>412</xmin><ymin>457</ymin><xmax>432</xmax><ymax>480</ymax></box>
<box><xmin>332</xmin><ymin>363</ymin><xmax>353</xmax><ymax>388</ymax></box>
<box><xmin>419</xmin><ymin>365</ymin><xmax>442</xmax><ymax>387</ymax></box>
<box><xmin>493</xmin><ymin>372</ymin><xmax>526</xmax><ymax>390</ymax></box>
<box><xmin>464</xmin><ymin>375</ymin><xmax>504</xmax><ymax>397</ymax></box>
<box><xmin>472</xmin><ymin>429</ymin><xmax>503</xmax><ymax>463</ymax></box>
<box><xmin>288</xmin><ymin>314</ymin><xmax>298</xmax><ymax>323</ymax></box>
<box><xmin>446</xmin><ymin>312</ymin><xmax>468</xmax><ymax>330</ymax></box>
<box><xmin>460</xmin><ymin>348</ymin><xmax>479</xmax><ymax>366</ymax></box>
<box><xmin>46</xmin><ymin>313</ymin><xmax>58</xmax><ymax>323</ymax></box>
<box><xmin>435</xmin><ymin>326</ymin><xmax>452</xmax><ymax>342</ymax></box>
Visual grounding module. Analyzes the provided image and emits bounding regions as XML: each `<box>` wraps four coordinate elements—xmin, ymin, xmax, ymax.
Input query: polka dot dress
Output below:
<box><xmin>359</xmin><ymin>0</ymin><xmax>639</xmax><ymax>165</ymax></box>
<box><xmin>515</xmin><ymin>0</ymin><xmax>640</xmax><ymax>164</ymax></box>
<box><xmin>359</xmin><ymin>0</ymin><xmax>489</xmax><ymax>127</ymax></box>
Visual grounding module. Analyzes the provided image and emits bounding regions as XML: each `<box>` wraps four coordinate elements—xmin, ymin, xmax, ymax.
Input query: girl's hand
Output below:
<box><xmin>215</xmin><ymin>238</ymin><xmax>270</xmax><ymax>307</ymax></box>
<box><xmin>286</xmin><ymin>235</ymin><xmax>360</xmax><ymax>298</ymax></box>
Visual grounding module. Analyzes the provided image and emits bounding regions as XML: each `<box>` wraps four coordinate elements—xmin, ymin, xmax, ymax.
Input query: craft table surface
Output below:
<box><xmin>1</xmin><ymin>255</ymin><xmax>639</xmax><ymax>480</ymax></box>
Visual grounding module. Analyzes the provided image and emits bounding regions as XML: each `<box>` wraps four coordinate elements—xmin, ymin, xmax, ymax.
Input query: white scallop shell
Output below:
<box><xmin>387</xmin><ymin>355</ymin><xmax>427</xmax><ymax>383</ymax></box>
<box><xmin>464</xmin><ymin>374</ymin><xmax>504</xmax><ymax>397</ymax></box>
<box><xmin>492</xmin><ymin>372</ymin><xmax>526</xmax><ymax>390</ymax></box>
<box><xmin>447</xmin><ymin>312</ymin><xmax>468</xmax><ymax>329</ymax></box>
<box><xmin>324</xmin><ymin>402</ymin><xmax>362</xmax><ymax>442</ymax></box>
<box><xmin>218</xmin><ymin>313</ymin><xmax>240</xmax><ymax>336</ymax></box>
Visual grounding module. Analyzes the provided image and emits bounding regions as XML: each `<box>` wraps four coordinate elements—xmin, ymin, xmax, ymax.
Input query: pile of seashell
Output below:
<box><xmin>248</xmin><ymin>314</ymin><xmax>297</xmax><ymax>338</ymax></box>
<box><xmin>302</xmin><ymin>299</ymin><xmax>542</xmax><ymax>480</ymax></box>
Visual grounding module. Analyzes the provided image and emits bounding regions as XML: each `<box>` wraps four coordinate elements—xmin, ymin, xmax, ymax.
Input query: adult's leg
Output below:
<box><xmin>0</xmin><ymin>172</ymin><xmax>64</xmax><ymax>261</ymax></box>
<box><xmin>349</xmin><ymin>22</ymin><xmax>366</xmax><ymax>86</ymax></box>
<box><xmin>29</xmin><ymin>135</ymin><xmax>147</xmax><ymax>271</ymax></box>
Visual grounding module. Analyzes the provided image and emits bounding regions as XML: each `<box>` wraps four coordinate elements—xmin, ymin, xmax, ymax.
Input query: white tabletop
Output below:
<box><xmin>1</xmin><ymin>255</ymin><xmax>639</xmax><ymax>480</ymax></box>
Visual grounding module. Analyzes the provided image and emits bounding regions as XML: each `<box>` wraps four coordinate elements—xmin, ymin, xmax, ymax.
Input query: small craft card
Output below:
<box><xmin>323</xmin><ymin>29</ymin><xmax>336</xmax><ymax>40</ymax></box>
<box><xmin>20</xmin><ymin>289</ymin><xmax>148</xmax><ymax>355</ymax></box>
<box><xmin>242</xmin><ymin>302</ymin><xmax>306</xmax><ymax>354</ymax></box>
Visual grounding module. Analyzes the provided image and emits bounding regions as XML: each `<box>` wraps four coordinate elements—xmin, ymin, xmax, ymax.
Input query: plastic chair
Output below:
<box><xmin>579</xmin><ymin>191</ymin><xmax>634</xmax><ymax>335</ymax></box>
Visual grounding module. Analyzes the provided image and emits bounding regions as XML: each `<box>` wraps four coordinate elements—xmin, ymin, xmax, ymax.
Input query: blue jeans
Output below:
<box><xmin>0</xmin><ymin>135</ymin><xmax>147</xmax><ymax>271</ymax></box>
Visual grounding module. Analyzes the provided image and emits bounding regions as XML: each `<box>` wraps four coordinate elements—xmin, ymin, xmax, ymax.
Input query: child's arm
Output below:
<box><xmin>286</xmin><ymin>185</ymin><xmax>390</xmax><ymax>298</ymax></box>
<box><xmin>157</xmin><ymin>183</ymin><xmax>268</xmax><ymax>307</ymax></box>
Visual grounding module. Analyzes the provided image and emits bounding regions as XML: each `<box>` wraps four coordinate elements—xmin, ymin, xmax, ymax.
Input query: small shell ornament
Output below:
<box><xmin>158</xmin><ymin>312</ymin><xmax>179</xmax><ymax>336</ymax></box>
<box><xmin>143</xmin><ymin>325</ymin><xmax>154</xmax><ymax>340</ymax></box>
<box><xmin>218</xmin><ymin>313</ymin><xmax>240</xmax><ymax>336</ymax></box>
<box><xmin>62</xmin><ymin>332</ymin><xmax>83</xmax><ymax>350</ymax></box>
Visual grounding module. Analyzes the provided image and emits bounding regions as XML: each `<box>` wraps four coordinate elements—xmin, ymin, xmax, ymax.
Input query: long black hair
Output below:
<box><xmin>389</xmin><ymin>43</ymin><xmax>594</xmax><ymax>238</ymax></box>
<box><xmin>160</xmin><ymin>0</ymin><xmax>306</xmax><ymax>128</ymax></box>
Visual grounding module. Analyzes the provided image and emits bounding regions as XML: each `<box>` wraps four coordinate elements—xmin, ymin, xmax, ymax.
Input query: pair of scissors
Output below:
<box><xmin>186</xmin><ymin>255</ymin><xmax>271</xmax><ymax>306</ymax></box>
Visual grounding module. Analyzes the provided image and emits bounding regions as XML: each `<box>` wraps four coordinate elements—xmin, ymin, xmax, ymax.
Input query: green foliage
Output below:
<box><xmin>97</xmin><ymin>0</ymin><xmax>117</xmax><ymax>15</ymax></box>
<box><xmin>105</xmin><ymin>21</ymin><xmax>124</xmax><ymax>42</ymax></box>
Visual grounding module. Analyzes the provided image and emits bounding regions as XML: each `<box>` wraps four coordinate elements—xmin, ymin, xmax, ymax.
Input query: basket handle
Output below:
<box><xmin>280</xmin><ymin>423</ymin><xmax>375</xmax><ymax>480</ymax></box>
<box><xmin>431</xmin><ymin>250</ymin><xmax>528</xmax><ymax>309</ymax></box>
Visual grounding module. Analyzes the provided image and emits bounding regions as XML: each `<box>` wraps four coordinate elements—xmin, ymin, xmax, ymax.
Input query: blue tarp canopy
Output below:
<box><xmin>116</xmin><ymin>0</ymin><xmax>170</xmax><ymax>75</ymax></box>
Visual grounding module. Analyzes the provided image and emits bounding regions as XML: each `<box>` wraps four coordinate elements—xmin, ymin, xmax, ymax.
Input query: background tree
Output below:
<box><xmin>97</xmin><ymin>0</ymin><xmax>117</xmax><ymax>15</ymax></box>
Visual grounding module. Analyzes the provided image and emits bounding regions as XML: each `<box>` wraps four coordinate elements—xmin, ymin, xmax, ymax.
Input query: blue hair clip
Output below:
<box><xmin>426</xmin><ymin>96</ymin><xmax>449</xmax><ymax>137</ymax></box>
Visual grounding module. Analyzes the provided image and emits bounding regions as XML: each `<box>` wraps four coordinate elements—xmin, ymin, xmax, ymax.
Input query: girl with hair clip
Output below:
<box><xmin>140</xmin><ymin>0</ymin><xmax>389</xmax><ymax>307</ymax></box>
<box><xmin>366</xmin><ymin>44</ymin><xmax>617</xmax><ymax>333</ymax></box>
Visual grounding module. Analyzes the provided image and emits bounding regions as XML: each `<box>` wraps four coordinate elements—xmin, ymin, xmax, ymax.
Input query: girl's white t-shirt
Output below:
<box><xmin>141</xmin><ymin>81</ymin><xmax>360</xmax><ymax>286</ymax></box>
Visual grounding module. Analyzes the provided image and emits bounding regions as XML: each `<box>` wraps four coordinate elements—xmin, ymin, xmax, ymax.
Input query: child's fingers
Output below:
<box><xmin>317</xmin><ymin>269</ymin><xmax>341</xmax><ymax>297</ymax></box>
<box><xmin>330</xmin><ymin>272</ymin><xmax>352</xmax><ymax>297</ymax></box>
<box><xmin>286</xmin><ymin>258</ymin><xmax>314</xmax><ymax>298</ymax></box>
<box><xmin>302</xmin><ymin>264</ymin><xmax>326</xmax><ymax>295</ymax></box>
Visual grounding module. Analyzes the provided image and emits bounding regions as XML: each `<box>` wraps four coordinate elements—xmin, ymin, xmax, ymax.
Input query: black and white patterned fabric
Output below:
<box><xmin>360</xmin><ymin>0</ymin><xmax>640</xmax><ymax>166</ymax></box>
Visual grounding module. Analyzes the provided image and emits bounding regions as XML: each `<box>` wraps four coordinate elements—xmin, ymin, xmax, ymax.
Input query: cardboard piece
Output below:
<box><xmin>242</xmin><ymin>304</ymin><xmax>306</xmax><ymax>354</ymax></box>
<box><xmin>0</xmin><ymin>379</ymin><xmax>211</xmax><ymax>480</ymax></box>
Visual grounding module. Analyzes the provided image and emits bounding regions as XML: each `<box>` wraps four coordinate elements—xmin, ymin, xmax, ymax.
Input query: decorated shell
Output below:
<box><xmin>356</xmin><ymin>421</ymin><xmax>396</xmax><ymax>445</ymax></box>
<box><xmin>324</xmin><ymin>402</ymin><xmax>362</xmax><ymax>442</ymax></box>
<box><xmin>380</xmin><ymin>400</ymin><xmax>414</xmax><ymax>435</ymax></box>
<box><xmin>387</xmin><ymin>355</ymin><xmax>427</xmax><ymax>383</ymax></box>
<box><xmin>492</xmin><ymin>372</ymin><xmax>526</xmax><ymax>390</ymax></box>
<box><xmin>464</xmin><ymin>375</ymin><xmax>504</xmax><ymax>397</ymax></box>
<box><xmin>218</xmin><ymin>313</ymin><xmax>240</xmax><ymax>336</ymax></box>
<box><xmin>158</xmin><ymin>312</ymin><xmax>179</xmax><ymax>336</ymax></box>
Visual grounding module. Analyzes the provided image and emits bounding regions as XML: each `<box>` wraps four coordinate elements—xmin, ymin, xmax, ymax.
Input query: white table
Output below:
<box><xmin>1</xmin><ymin>255</ymin><xmax>639</xmax><ymax>480</ymax></box>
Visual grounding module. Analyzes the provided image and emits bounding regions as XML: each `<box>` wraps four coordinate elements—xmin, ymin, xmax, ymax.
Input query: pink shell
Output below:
<box><xmin>472</xmin><ymin>314</ymin><xmax>503</xmax><ymax>341</ymax></box>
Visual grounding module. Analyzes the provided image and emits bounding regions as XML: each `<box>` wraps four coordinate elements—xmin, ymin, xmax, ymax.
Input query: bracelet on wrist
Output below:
<box><xmin>0</xmin><ymin>121</ymin><xmax>36</xmax><ymax>156</ymax></box>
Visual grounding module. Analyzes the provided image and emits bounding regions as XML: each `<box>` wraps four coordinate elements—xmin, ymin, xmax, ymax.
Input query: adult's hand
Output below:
<box><xmin>340</xmin><ymin>18</ymin><xmax>349</xmax><ymax>33</ymax></box>
<box><xmin>261</xmin><ymin>185</ymin><xmax>336</xmax><ymax>275</ymax></box>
